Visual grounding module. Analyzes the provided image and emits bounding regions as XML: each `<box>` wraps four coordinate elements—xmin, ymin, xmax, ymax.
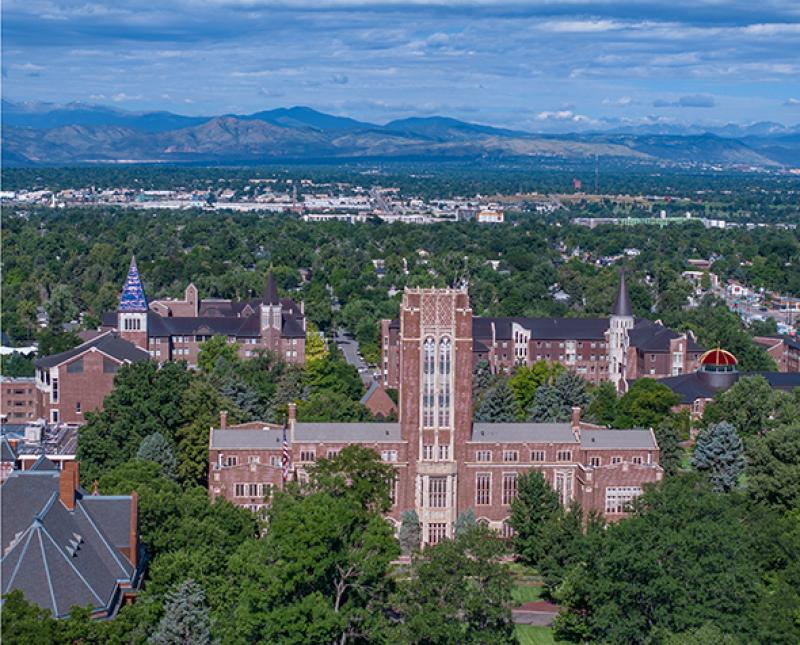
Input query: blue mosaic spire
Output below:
<box><xmin>119</xmin><ymin>256</ymin><xmax>148</xmax><ymax>312</ymax></box>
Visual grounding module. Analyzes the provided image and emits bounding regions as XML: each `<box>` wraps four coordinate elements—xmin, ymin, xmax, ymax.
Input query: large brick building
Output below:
<box><xmin>753</xmin><ymin>335</ymin><xmax>800</xmax><ymax>373</ymax></box>
<box><xmin>210</xmin><ymin>287</ymin><xmax>663</xmax><ymax>543</ymax></box>
<box><xmin>1</xmin><ymin>376</ymin><xmax>37</xmax><ymax>422</ymax></box>
<box><xmin>382</xmin><ymin>271</ymin><xmax>703</xmax><ymax>393</ymax></box>
<box><xmin>34</xmin><ymin>257</ymin><xmax>307</xmax><ymax>424</ymax></box>
<box><xmin>103</xmin><ymin>257</ymin><xmax>307</xmax><ymax>366</ymax></box>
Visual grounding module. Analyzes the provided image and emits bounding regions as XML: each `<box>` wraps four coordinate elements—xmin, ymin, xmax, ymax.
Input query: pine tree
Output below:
<box><xmin>654</xmin><ymin>419</ymin><xmax>682</xmax><ymax>476</ymax></box>
<box><xmin>454</xmin><ymin>508</ymin><xmax>477</xmax><ymax>537</ymax></box>
<box><xmin>150</xmin><ymin>579</ymin><xmax>212</xmax><ymax>645</ymax></box>
<box><xmin>472</xmin><ymin>359</ymin><xmax>493</xmax><ymax>398</ymax></box>
<box><xmin>475</xmin><ymin>381</ymin><xmax>517</xmax><ymax>422</ymax></box>
<box><xmin>509</xmin><ymin>470</ymin><xmax>561</xmax><ymax>566</ymax></box>
<box><xmin>527</xmin><ymin>371</ymin><xmax>590</xmax><ymax>422</ymax></box>
<box><xmin>554</xmin><ymin>371</ymin><xmax>590</xmax><ymax>410</ymax></box>
<box><xmin>136</xmin><ymin>432</ymin><xmax>178</xmax><ymax>480</ymax></box>
<box><xmin>690</xmin><ymin>421</ymin><xmax>745</xmax><ymax>492</ymax></box>
<box><xmin>399</xmin><ymin>509</ymin><xmax>421</xmax><ymax>555</ymax></box>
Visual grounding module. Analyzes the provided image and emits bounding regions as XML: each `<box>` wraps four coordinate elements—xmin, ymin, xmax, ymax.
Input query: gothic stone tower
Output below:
<box><xmin>608</xmin><ymin>268</ymin><xmax>634</xmax><ymax>393</ymax></box>
<box><xmin>118</xmin><ymin>256</ymin><xmax>149</xmax><ymax>350</ymax></box>
<box><xmin>259</xmin><ymin>270</ymin><xmax>283</xmax><ymax>349</ymax></box>
<box><xmin>399</xmin><ymin>288</ymin><xmax>473</xmax><ymax>545</ymax></box>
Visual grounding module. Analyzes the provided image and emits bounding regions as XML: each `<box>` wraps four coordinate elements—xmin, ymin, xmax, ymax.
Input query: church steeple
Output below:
<box><xmin>263</xmin><ymin>269</ymin><xmax>280</xmax><ymax>305</ymax></box>
<box><xmin>612</xmin><ymin>268</ymin><xmax>632</xmax><ymax>317</ymax></box>
<box><xmin>119</xmin><ymin>256</ymin><xmax>148</xmax><ymax>312</ymax></box>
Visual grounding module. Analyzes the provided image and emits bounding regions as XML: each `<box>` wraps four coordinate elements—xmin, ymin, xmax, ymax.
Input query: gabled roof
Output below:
<box><xmin>210</xmin><ymin>427</ymin><xmax>285</xmax><ymax>450</ymax></box>
<box><xmin>263</xmin><ymin>270</ymin><xmax>280</xmax><ymax>305</ymax></box>
<box><xmin>475</xmin><ymin>317</ymin><xmax>609</xmax><ymax>341</ymax></box>
<box><xmin>293</xmin><ymin>422</ymin><xmax>401</xmax><ymax>443</ymax></box>
<box><xmin>470</xmin><ymin>422</ymin><xmax>578</xmax><ymax>443</ymax></box>
<box><xmin>628</xmin><ymin>319</ymin><xmax>704</xmax><ymax>353</ymax></box>
<box><xmin>1</xmin><ymin>470</ymin><xmax>137</xmax><ymax>618</ymax></box>
<box><xmin>34</xmin><ymin>332</ymin><xmax>149</xmax><ymax>370</ymax></box>
<box><xmin>1</xmin><ymin>436</ymin><xmax>17</xmax><ymax>462</ymax></box>
<box><xmin>581</xmin><ymin>429</ymin><xmax>656</xmax><ymax>450</ymax></box>
<box><xmin>118</xmin><ymin>256</ymin><xmax>148</xmax><ymax>313</ymax></box>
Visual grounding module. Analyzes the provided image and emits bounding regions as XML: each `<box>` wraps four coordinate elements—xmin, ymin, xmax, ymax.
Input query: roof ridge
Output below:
<box><xmin>39</xmin><ymin>523</ymin><xmax>106</xmax><ymax>609</ymax></box>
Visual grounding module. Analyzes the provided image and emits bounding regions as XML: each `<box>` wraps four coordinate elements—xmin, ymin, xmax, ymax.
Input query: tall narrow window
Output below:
<box><xmin>437</xmin><ymin>337</ymin><xmax>452</xmax><ymax>427</ymax></box>
<box><xmin>422</xmin><ymin>337</ymin><xmax>435</xmax><ymax>427</ymax></box>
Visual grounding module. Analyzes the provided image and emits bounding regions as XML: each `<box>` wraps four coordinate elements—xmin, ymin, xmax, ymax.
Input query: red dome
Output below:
<box><xmin>699</xmin><ymin>348</ymin><xmax>738</xmax><ymax>367</ymax></box>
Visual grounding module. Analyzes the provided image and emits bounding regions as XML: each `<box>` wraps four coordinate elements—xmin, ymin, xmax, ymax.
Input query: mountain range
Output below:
<box><xmin>3</xmin><ymin>100</ymin><xmax>800</xmax><ymax>167</ymax></box>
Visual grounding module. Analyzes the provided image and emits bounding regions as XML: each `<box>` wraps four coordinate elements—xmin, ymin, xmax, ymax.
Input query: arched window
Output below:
<box><xmin>438</xmin><ymin>337</ymin><xmax>452</xmax><ymax>427</ymax></box>
<box><xmin>423</xmin><ymin>337</ymin><xmax>435</xmax><ymax>427</ymax></box>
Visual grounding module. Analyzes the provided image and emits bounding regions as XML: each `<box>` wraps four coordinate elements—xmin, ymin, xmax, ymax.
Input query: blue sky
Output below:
<box><xmin>3</xmin><ymin>0</ymin><xmax>800</xmax><ymax>131</ymax></box>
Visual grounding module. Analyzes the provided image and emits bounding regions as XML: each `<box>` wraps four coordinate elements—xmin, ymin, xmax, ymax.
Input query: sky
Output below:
<box><xmin>3</xmin><ymin>0</ymin><xmax>800</xmax><ymax>131</ymax></box>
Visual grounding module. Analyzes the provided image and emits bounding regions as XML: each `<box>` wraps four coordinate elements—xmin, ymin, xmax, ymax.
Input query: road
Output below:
<box><xmin>334</xmin><ymin>328</ymin><xmax>374</xmax><ymax>385</ymax></box>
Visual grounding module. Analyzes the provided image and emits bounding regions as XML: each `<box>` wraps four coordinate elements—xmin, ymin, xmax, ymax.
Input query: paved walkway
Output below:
<box><xmin>512</xmin><ymin>601</ymin><xmax>561</xmax><ymax>626</ymax></box>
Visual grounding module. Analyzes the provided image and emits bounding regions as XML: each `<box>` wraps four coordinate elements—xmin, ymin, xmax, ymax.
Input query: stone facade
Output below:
<box><xmin>210</xmin><ymin>287</ymin><xmax>664</xmax><ymax>544</ymax></box>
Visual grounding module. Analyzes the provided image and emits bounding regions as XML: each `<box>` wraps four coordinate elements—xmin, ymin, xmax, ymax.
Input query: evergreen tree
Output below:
<box><xmin>136</xmin><ymin>432</ymin><xmax>178</xmax><ymax>480</ymax></box>
<box><xmin>454</xmin><ymin>508</ymin><xmax>477</xmax><ymax>537</ymax></box>
<box><xmin>399</xmin><ymin>510</ymin><xmax>421</xmax><ymax>555</ymax></box>
<box><xmin>472</xmin><ymin>359</ymin><xmax>493</xmax><ymax>399</ymax></box>
<box><xmin>654</xmin><ymin>418</ymin><xmax>682</xmax><ymax>477</ymax></box>
<box><xmin>475</xmin><ymin>381</ymin><xmax>517</xmax><ymax>422</ymax></box>
<box><xmin>691</xmin><ymin>422</ymin><xmax>745</xmax><ymax>492</ymax></box>
<box><xmin>586</xmin><ymin>381</ymin><xmax>618</xmax><ymax>425</ymax></box>
<box><xmin>150</xmin><ymin>579</ymin><xmax>212</xmax><ymax>645</ymax></box>
<box><xmin>527</xmin><ymin>371</ymin><xmax>589</xmax><ymax>422</ymax></box>
<box><xmin>509</xmin><ymin>470</ymin><xmax>561</xmax><ymax>566</ymax></box>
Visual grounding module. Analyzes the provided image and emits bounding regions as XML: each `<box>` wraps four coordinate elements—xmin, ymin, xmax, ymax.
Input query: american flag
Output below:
<box><xmin>281</xmin><ymin>426</ymin><xmax>290</xmax><ymax>483</ymax></box>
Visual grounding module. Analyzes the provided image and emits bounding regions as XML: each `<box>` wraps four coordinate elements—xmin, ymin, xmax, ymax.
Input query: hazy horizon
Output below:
<box><xmin>3</xmin><ymin>1</ymin><xmax>800</xmax><ymax>133</ymax></box>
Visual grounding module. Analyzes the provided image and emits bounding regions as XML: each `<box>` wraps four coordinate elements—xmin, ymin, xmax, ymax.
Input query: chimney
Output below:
<box><xmin>59</xmin><ymin>461</ymin><xmax>79</xmax><ymax>510</ymax></box>
<box><xmin>128</xmin><ymin>490</ymin><xmax>139</xmax><ymax>569</ymax></box>
<box><xmin>287</xmin><ymin>402</ymin><xmax>297</xmax><ymax>433</ymax></box>
<box><xmin>571</xmin><ymin>407</ymin><xmax>582</xmax><ymax>435</ymax></box>
<box><xmin>220</xmin><ymin>410</ymin><xmax>228</xmax><ymax>429</ymax></box>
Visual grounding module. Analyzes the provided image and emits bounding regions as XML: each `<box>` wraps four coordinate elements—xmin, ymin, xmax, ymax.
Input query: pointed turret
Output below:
<box><xmin>612</xmin><ymin>268</ymin><xmax>632</xmax><ymax>317</ymax></box>
<box><xmin>119</xmin><ymin>256</ymin><xmax>148</xmax><ymax>312</ymax></box>
<box><xmin>263</xmin><ymin>269</ymin><xmax>280</xmax><ymax>305</ymax></box>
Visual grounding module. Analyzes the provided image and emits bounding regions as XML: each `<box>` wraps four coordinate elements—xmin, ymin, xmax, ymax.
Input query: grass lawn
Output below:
<box><xmin>515</xmin><ymin>624</ymin><xmax>557</xmax><ymax>644</ymax></box>
<box><xmin>512</xmin><ymin>584</ymin><xmax>545</xmax><ymax>605</ymax></box>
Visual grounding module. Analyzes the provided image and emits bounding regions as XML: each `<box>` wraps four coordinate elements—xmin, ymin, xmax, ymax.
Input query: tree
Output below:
<box><xmin>137</xmin><ymin>432</ymin><xmax>178</xmax><ymax>480</ymax></box>
<box><xmin>748</xmin><ymin>424</ymin><xmax>800</xmax><ymax>512</ymax></box>
<box><xmin>36</xmin><ymin>327</ymin><xmax>80</xmax><ymax>357</ymax></box>
<box><xmin>654</xmin><ymin>417</ymin><xmax>683</xmax><ymax>477</ymax></box>
<box><xmin>151</xmin><ymin>579</ymin><xmax>212</xmax><ymax>645</ymax></box>
<box><xmin>0</xmin><ymin>353</ymin><xmax>35</xmax><ymax>377</ymax></box>
<box><xmin>305</xmin><ymin>352</ymin><xmax>363</xmax><ymax>400</ymax></box>
<box><xmin>509</xmin><ymin>470</ymin><xmax>561</xmax><ymax>566</ymax></box>
<box><xmin>399</xmin><ymin>510</ymin><xmax>421</xmax><ymax>555</ymax></box>
<box><xmin>553</xmin><ymin>475</ymin><xmax>778</xmax><ymax>643</ymax></box>
<box><xmin>613</xmin><ymin>378</ymin><xmax>680</xmax><ymax>428</ymax></box>
<box><xmin>197</xmin><ymin>335</ymin><xmax>240</xmax><ymax>373</ymax></box>
<box><xmin>305</xmin><ymin>322</ymin><xmax>329</xmax><ymax>363</ymax></box>
<box><xmin>703</xmin><ymin>376</ymin><xmax>793</xmax><ymax>437</ymax></box>
<box><xmin>508</xmin><ymin>361</ymin><xmax>554</xmax><ymax>418</ymax></box>
<box><xmin>527</xmin><ymin>371</ymin><xmax>590</xmax><ymax>422</ymax></box>
<box><xmin>454</xmin><ymin>508</ymin><xmax>477</xmax><ymax>537</ymax></box>
<box><xmin>691</xmin><ymin>422</ymin><xmax>746</xmax><ymax>492</ymax></box>
<box><xmin>45</xmin><ymin>284</ymin><xmax>78</xmax><ymax>329</ymax></box>
<box><xmin>475</xmin><ymin>380</ymin><xmax>517</xmax><ymax>422</ymax></box>
<box><xmin>586</xmin><ymin>381</ymin><xmax>618</xmax><ymax>425</ymax></box>
<box><xmin>472</xmin><ymin>359</ymin><xmax>493</xmax><ymax>400</ymax></box>
<box><xmin>396</xmin><ymin>526</ymin><xmax>515</xmax><ymax>645</ymax></box>
<box><xmin>0</xmin><ymin>590</ymin><xmax>58</xmax><ymax>644</ymax></box>
<box><xmin>296</xmin><ymin>391</ymin><xmax>371</xmax><ymax>423</ymax></box>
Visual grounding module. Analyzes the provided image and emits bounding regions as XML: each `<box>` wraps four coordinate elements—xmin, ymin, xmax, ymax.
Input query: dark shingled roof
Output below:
<box><xmin>628</xmin><ymin>319</ymin><xmax>704</xmax><ymax>353</ymax></box>
<box><xmin>1</xmin><ymin>436</ymin><xmax>17</xmax><ymax>462</ymax></box>
<box><xmin>581</xmin><ymin>429</ymin><xmax>656</xmax><ymax>449</ymax></box>
<box><xmin>470</xmin><ymin>422</ymin><xmax>578</xmax><ymax>443</ymax></box>
<box><xmin>658</xmin><ymin>371</ymin><xmax>800</xmax><ymax>404</ymax></box>
<box><xmin>474</xmin><ymin>317</ymin><xmax>609</xmax><ymax>341</ymax></box>
<box><xmin>34</xmin><ymin>332</ymin><xmax>149</xmax><ymax>369</ymax></box>
<box><xmin>263</xmin><ymin>270</ymin><xmax>280</xmax><ymax>305</ymax></box>
<box><xmin>1</xmin><ymin>470</ymin><xmax>139</xmax><ymax>618</ymax></box>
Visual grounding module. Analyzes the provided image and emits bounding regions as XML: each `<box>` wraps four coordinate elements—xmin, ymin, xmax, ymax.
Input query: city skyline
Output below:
<box><xmin>3</xmin><ymin>0</ymin><xmax>800</xmax><ymax>132</ymax></box>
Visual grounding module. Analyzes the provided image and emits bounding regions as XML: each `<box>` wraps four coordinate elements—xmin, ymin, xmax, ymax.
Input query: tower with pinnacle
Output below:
<box><xmin>118</xmin><ymin>256</ymin><xmax>149</xmax><ymax>350</ymax></box>
<box><xmin>608</xmin><ymin>268</ymin><xmax>634</xmax><ymax>393</ymax></box>
<box><xmin>259</xmin><ymin>270</ymin><xmax>283</xmax><ymax>342</ymax></box>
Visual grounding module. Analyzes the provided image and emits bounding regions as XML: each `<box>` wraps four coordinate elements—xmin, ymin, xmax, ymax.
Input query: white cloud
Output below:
<box><xmin>111</xmin><ymin>92</ymin><xmax>143</xmax><ymax>102</ymax></box>
<box><xmin>785</xmin><ymin>98</ymin><xmax>800</xmax><ymax>106</ymax></box>
<box><xmin>535</xmin><ymin>110</ymin><xmax>595</xmax><ymax>123</ymax></box>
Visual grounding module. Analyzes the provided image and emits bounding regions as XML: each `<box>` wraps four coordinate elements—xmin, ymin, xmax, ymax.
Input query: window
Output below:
<box><xmin>51</xmin><ymin>378</ymin><xmax>58</xmax><ymax>403</ymax></box>
<box><xmin>389</xmin><ymin>477</ymin><xmax>398</xmax><ymax>506</ymax></box>
<box><xmin>555</xmin><ymin>471</ymin><xmax>573</xmax><ymax>505</ymax></box>
<box><xmin>438</xmin><ymin>445</ymin><xmax>450</xmax><ymax>460</ymax></box>
<box><xmin>476</xmin><ymin>473</ymin><xmax>491</xmax><ymax>505</ymax></box>
<box><xmin>427</xmin><ymin>522</ymin><xmax>447</xmax><ymax>545</ymax></box>
<box><xmin>605</xmin><ymin>486</ymin><xmax>643</xmax><ymax>514</ymax></box>
<box><xmin>422</xmin><ymin>337</ymin><xmax>435</xmax><ymax>427</ymax></box>
<box><xmin>531</xmin><ymin>450</ymin><xmax>545</xmax><ymax>462</ymax></box>
<box><xmin>476</xmin><ymin>450</ymin><xmax>492</xmax><ymax>462</ymax></box>
<box><xmin>327</xmin><ymin>449</ymin><xmax>341</xmax><ymax>460</ymax></box>
<box><xmin>611</xmin><ymin>456</ymin><xmax>622</xmax><ymax>465</ymax></box>
<box><xmin>248</xmin><ymin>455</ymin><xmax>260</xmax><ymax>464</ymax></box>
<box><xmin>503</xmin><ymin>450</ymin><xmax>519</xmax><ymax>463</ymax></box>
<box><xmin>225</xmin><ymin>456</ymin><xmax>238</xmax><ymax>467</ymax></box>
<box><xmin>66</xmin><ymin>359</ymin><xmax>84</xmax><ymax>374</ymax></box>
<box><xmin>502</xmin><ymin>474</ymin><xmax>518</xmax><ymax>505</ymax></box>
<box><xmin>75</xmin><ymin>402</ymin><xmax>81</xmax><ymax>413</ymax></box>
<box><xmin>438</xmin><ymin>337</ymin><xmax>452</xmax><ymax>427</ymax></box>
<box><xmin>103</xmin><ymin>358</ymin><xmax>119</xmax><ymax>374</ymax></box>
<box><xmin>423</xmin><ymin>445</ymin><xmax>434</xmax><ymax>460</ymax></box>
<box><xmin>50</xmin><ymin>409</ymin><xmax>59</xmax><ymax>423</ymax></box>
<box><xmin>632</xmin><ymin>456</ymin><xmax>643</xmax><ymax>465</ymax></box>
<box><xmin>235</xmin><ymin>483</ymin><xmax>246</xmax><ymax>497</ymax></box>
<box><xmin>271</xmin><ymin>456</ymin><xmax>282</xmax><ymax>467</ymax></box>
<box><xmin>299</xmin><ymin>449</ymin><xmax>316</xmax><ymax>463</ymax></box>
<box><xmin>429</xmin><ymin>477</ymin><xmax>448</xmax><ymax>508</ymax></box>
<box><xmin>502</xmin><ymin>521</ymin><xmax>515</xmax><ymax>539</ymax></box>
<box><xmin>381</xmin><ymin>450</ymin><xmax>398</xmax><ymax>462</ymax></box>
<box><xmin>556</xmin><ymin>451</ymin><xmax>572</xmax><ymax>461</ymax></box>
<box><xmin>589</xmin><ymin>456</ymin><xmax>601</xmax><ymax>467</ymax></box>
